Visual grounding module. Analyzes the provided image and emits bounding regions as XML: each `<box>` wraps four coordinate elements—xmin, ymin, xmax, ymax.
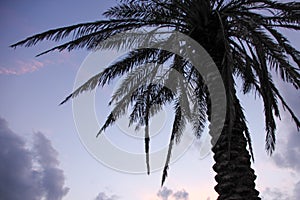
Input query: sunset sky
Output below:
<box><xmin>1</xmin><ymin>0</ymin><xmax>300</xmax><ymax>200</ymax></box>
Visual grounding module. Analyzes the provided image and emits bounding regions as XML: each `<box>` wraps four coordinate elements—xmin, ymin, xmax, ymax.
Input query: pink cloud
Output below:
<box><xmin>0</xmin><ymin>50</ymin><xmax>81</xmax><ymax>76</ymax></box>
<box><xmin>0</xmin><ymin>60</ymin><xmax>45</xmax><ymax>75</ymax></box>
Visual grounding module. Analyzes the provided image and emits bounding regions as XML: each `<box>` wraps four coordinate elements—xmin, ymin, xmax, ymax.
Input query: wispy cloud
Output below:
<box><xmin>157</xmin><ymin>187</ymin><xmax>173</xmax><ymax>200</ymax></box>
<box><xmin>0</xmin><ymin>60</ymin><xmax>44</xmax><ymax>75</ymax></box>
<box><xmin>272</xmin><ymin>123</ymin><xmax>300</xmax><ymax>174</ymax></box>
<box><xmin>265</xmin><ymin>83</ymin><xmax>300</xmax><ymax>200</ymax></box>
<box><xmin>272</xmin><ymin>84</ymin><xmax>300</xmax><ymax>172</ymax></box>
<box><xmin>0</xmin><ymin>50</ymin><xmax>79</xmax><ymax>76</ymax></box>
<box><xmin>261</xmin><ymin>187</ymin><xmax>290</xmax><ymax>200</ymax></box>
<box><xmin>94</xmin><ymin>192</ymin><xmax>118</xmax><ymax>200</ymax></box>
<box><xmin>261</xmin><ymin>184</ymin><xmax>300</xmax><ymax>200</ymax></box>
<box><xmin>157</xmin><ymin>187</ymin><xmax>189</xmax><ymax>200</ymax></box>
<box><xmin>273</xmin><ymin>128</ymin><xmax>300</xmax><ymax>171</ymax></box>
<box><xmin>173</xmin><ymin>190</ymin><xmax>189</xmax><ymax>200</ymax></box>
<box><xmin>293</xmin><ymin>181</ymin><xmax>300</xmax><ymax>200</ymax></box>
<box><xmin>0</xmin><ymin>117</ymin><xmax>69</xmax><ymax>200</ymax></box>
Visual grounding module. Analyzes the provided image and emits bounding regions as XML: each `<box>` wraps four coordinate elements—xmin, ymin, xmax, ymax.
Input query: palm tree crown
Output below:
<box><xmin>11</xmin><ymin>0</ymin><xmax>300</xmax><ymax>199</ymax></box>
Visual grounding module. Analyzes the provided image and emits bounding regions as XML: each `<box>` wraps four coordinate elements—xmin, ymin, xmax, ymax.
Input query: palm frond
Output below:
<box><xmin>11</xmin><ymin>19</ymin><xmax>141</xmax><ymax>48</ymax></box>
<box><xmin>109</xmin><ymin>63</ymin><xmax>159</xmax><ymax>106</ymax></box>
<box><xmin>161</xmin><ymin>100</ymin><xmax>185</xmax><ymax>186</ymax></box>
<box><xmin>144</xmin><ymin>85</ymin><xmax>151</xmax><ymax>175</ymax></box>
<box><xmin>60</xmin><ymin>48</ymin><xmax>164</xmax><ymax>105</ymax></box>
<box><xmin>247</xmin><ymin>42</ymin><xmax>279</xmax><ymax>154</ymax></box>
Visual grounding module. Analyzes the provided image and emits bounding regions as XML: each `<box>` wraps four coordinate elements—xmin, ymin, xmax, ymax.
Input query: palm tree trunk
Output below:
<box><xmin>212</xmin><ymin>120</ymin><xmax>261</xmax><ymax>200</ymax></box>
<box><xmin>202</xmin><ymin>34</ymin><xmax>261</xmax><ymax>198</ymax></box>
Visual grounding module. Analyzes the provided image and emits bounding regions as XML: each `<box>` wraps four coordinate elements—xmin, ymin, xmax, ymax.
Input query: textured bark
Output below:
<box><xmin>195</xmin><ymin>12</ymin><xmax>261</xmax><ymax>199</ymax></box>
<box><xmin>211</xmin><ymin>122</ymin><xmax>261</xmax><ymax>200</ymax></box>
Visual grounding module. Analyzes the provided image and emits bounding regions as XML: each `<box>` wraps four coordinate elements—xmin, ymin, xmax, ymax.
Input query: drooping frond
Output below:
<box><xmin>248</xmin><ymin>42</ymin><xmax>281</xmax><ymax>154</ymax></box>
<box><xmin>109</xmin><ymin>63</ymin><xmax>160</xmax><ymax>106</ymax></box>
<box><xmin>144</xmin><ymin>85</ymin><xmax>152</xmax><ymax>175</ymax></box>
<box><xmin>191</xmin><ymin>84</ymin><xmax>208</xmax><ymax>139</ymax></box>
<box><xmin>162</xmin><ymin>99</ymin><xmax>186</xmax><ymax>186</ymax></box>
<box><xmin>129</xmin><ymin>85</ymin><xmax>174</xmax><ymax>127</ymax></box>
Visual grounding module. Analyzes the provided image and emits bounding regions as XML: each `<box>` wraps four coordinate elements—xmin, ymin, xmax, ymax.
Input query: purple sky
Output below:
<box><xmin>1</xmin><ymin>1</ymin><xmax>300</xmax><ymax>200</ymax></box>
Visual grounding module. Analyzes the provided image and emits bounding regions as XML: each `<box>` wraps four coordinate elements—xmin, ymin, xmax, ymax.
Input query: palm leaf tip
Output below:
<box><xmin>59</xmin><ymin>94</ymin><xmax>73</xmax><ymax>105</ymax></box>
<box><xmin>96</xmin><ymin>129</ymin><xmax>102</xmax><ymax>138</ymax></box>
<box><xmin>161</xmin><ymin>164</ymin><xmax>169</xmax><ymax>187</ymax></box>
<box><xmin>145</xmin><ymin>142</ymin><xmax>150</xmax><ymax>175</ymax></box>
<box><xmin>265</xmin><ymin>128</ymin><xmax>276</xmax><ymax>155</ymax></box>
<box><xmin>145</xmin><ymin>128</ymin><xmax>150</xmax><ymax>175</ymax></box>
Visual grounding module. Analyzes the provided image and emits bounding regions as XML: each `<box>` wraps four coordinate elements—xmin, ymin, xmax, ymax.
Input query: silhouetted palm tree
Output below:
<box><xmin>11</xmin><ymin>0</ymin><xmax>300</xmax><ymax>199</ymax></box>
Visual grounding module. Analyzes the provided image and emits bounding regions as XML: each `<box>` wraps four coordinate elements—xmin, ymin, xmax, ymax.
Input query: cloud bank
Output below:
<box><xmin>0</xmin><ymin>117</ymin><xmax>69</xmax><ymax>200</ymax></box>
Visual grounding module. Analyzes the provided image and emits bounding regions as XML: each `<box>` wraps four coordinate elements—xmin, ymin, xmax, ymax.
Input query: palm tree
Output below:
<box><xmin>11</xmin><ymin>0</ymin><xmax>300</xmax><ymax>199</ymax></box>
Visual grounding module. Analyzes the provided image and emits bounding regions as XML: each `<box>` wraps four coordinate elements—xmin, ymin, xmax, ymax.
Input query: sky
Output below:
<box><xmin>0</xmin><ymin>0</ymin><xmax>300</xmax><ymax>200</ymax></box>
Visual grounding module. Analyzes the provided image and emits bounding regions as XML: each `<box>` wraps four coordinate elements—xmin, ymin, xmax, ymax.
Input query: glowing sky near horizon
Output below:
<box><xmin>1</xmin><ymin>1</ymin><xmax>300</xmax><ymax>200</ymax></box>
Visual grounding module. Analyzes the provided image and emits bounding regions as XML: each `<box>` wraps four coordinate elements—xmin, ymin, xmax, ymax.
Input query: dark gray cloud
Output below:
<box><xmin>0</xmin><ymin>117</ymin><xmax>69</xmax><ymax>200</ymax></box>
<box><xmin>33</xmin><ymin>132</ymin><xmax>70</xmax><ymax>200</ymax></box>
<box><xmin>157</xmin><ymin>187</ymin><xmax>189</xmax><ymax>200</ymax></box>
<box><xmin>0</xmin><ymin>118</ymin><xmax>41</xmax><ymax>200</ymax></box>
<box><xmin>157</xmin><ymin>187</ymin><xmax>173</xmax><ymax>200</ymax></box>
<box><xmin>95</xmin><ymin>192</ymin><xmax>118</xmax><ymax>200</ymax></box>
<box><xmin>173</xmin><ymin>189</ymin><xmax>189</xmax><ymax>200</ymax></box>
